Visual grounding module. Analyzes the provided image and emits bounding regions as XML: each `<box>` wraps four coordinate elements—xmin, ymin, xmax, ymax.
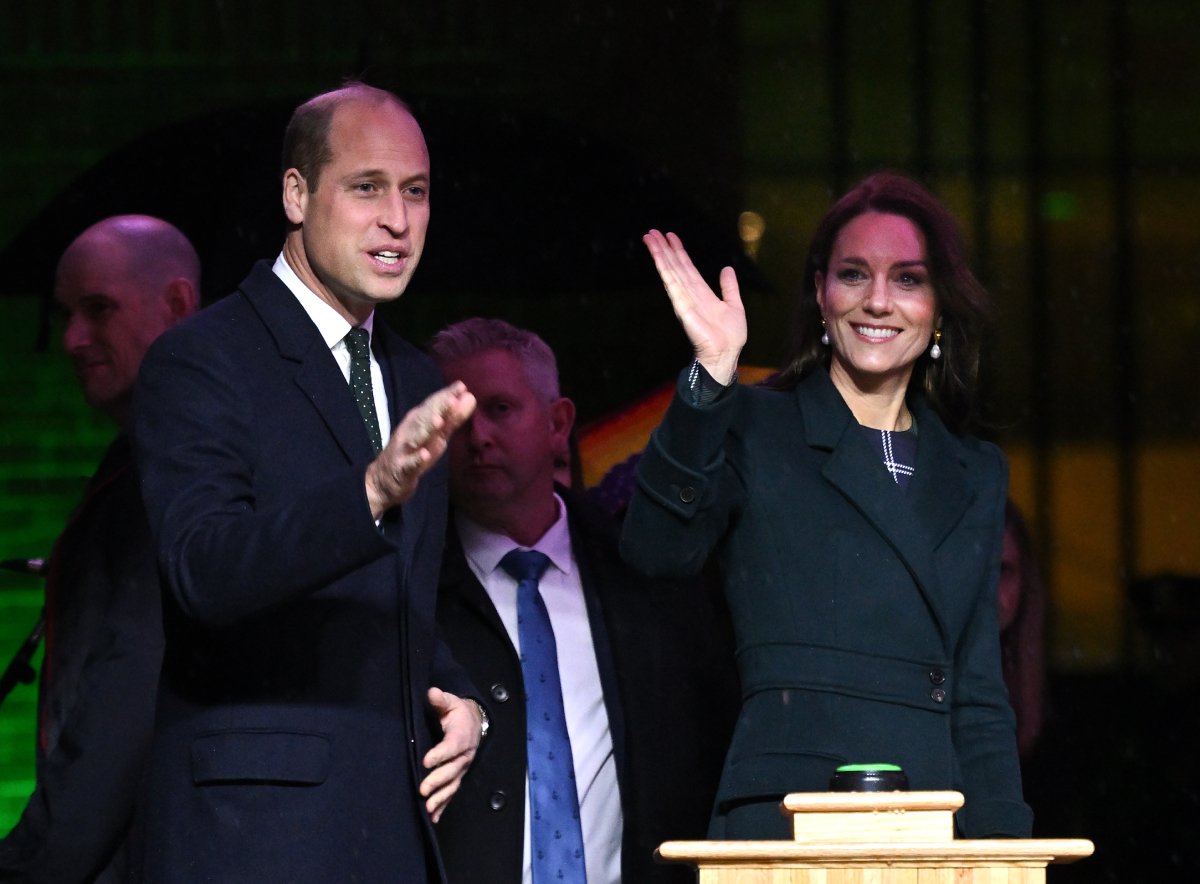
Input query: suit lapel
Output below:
<box><xmin>240</xmin><ymin>263</ymin><xmax>376</xmax><ymax>464</ymax></box>
<box><xmin>372</xmin><ymin>321</ymin><xmax>414</xmax><ymax>433</ymax></box>
<box><xmin>373</xmin><ymin>322</ymin><xmax>432</xmax><ymax>572</ymax></box>
<box><xmin>799</xmin><ymin>371</ymin><xmax>972</xmax><ymax>643</ymax></box>
<box><xmin>908</xmin><ymin>398</ymin><xmax>974</xmax><ymax>551</ymax></box>
<box><xmin>566</xmin><ymin>497</ymin><xmax>630</xmax><ymax>785</ymax></box>
<box><xmin>439</xmin><ymin>528</ymin><xmax>515</xmax><ymax>652</ymax></box>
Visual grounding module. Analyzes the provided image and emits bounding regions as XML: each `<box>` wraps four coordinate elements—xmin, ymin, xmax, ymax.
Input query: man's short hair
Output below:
<box><xmin>282</xmin><ymin>81</ymin><xmax>413</xmax><ymax>193</ymax></box>
<box><xmin>60</xmin><ymin>214</ymin><xmax>201</xmax><ymax>299</ymax></box>
<box><xmin>427</xmin><ymin>317</ymin><xmax>561</xmax><ymax>402</ymax></box>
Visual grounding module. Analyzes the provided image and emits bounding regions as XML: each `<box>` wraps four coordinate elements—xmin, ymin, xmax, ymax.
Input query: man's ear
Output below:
<box><xmin>163</xmin><ymin>278</ymin><xmax>198</xmax><ymax>323</ymax></box>
<box><xmin>282</xmin><ymin>168</ymin><xmax>308</xmax><ymax>225</ymax></box>
<box><xmin>548</xmin><ymin>397</ymin><xmax>576</xmax><ymax>445</ymax></box>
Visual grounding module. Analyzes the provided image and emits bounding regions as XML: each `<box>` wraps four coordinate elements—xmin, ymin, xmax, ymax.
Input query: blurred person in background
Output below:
<box><xmin>0</xmin><ymin>215</ymin><xmax>199</xmax><ymax>883</ymax></box>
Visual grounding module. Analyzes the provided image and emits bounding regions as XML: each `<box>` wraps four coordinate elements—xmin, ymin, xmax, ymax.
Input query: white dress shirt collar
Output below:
<box><xmin>272</xmin><ymin>253</ymin><xmax>376</xmax><ymax>346</ymax></box>
<box><xmin>455</xmin><ymin>493</ymin><xmax>574</xmax><ymax>579</ymax></box>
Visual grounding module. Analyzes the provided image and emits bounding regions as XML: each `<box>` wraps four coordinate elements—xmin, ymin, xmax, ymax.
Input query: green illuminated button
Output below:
<box><xmin>829</xmin><ymin>763</ymin><xmax>909</xmax><ymax>792</ymax></box>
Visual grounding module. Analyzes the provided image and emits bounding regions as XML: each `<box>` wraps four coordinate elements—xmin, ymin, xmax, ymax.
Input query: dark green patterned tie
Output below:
<box><xmin>344</xmin><ymin>327</ymin><xmax>383</xmax><ymax>453</ymax></box>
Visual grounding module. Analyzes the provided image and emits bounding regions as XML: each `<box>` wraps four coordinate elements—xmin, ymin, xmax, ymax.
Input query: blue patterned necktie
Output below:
<box><xmin>344</xmin><ymin>327</ymin><xmax>383</xmax><ymax>453</ymax></box>
<box><xmin>499</xmin><ymin>549</ymin><xmax>587</xmax><ymax>884</ymax></box>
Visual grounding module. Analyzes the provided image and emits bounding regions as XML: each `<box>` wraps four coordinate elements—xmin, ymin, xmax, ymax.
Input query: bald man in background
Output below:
<box><xmin>0</xmin><ymin>215</ymin><xmax>199</xmax><ymax>883</ymax></box>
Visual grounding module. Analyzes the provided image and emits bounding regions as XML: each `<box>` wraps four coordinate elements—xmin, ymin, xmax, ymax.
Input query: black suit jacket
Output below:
<box><xmin>132</xmin><ymin>262</ymin><xmax>475</xmax><ymax>883</ymax></box>
<box><xmin>0</xmin><ymin>437</ymin><xmax>162</xmax><ymax>884</ymax></box>
<box><xmin>434</xmin><ymin>491</ymin><xmax>739</xmax><ymax>884</ymax></box>
<box><xmin>621</xmin><ymin>367</ymin><xmax>1033</xmax><ymax>839</ymax></box>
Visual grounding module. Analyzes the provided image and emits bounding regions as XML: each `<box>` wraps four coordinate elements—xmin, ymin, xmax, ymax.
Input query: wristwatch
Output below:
<box><xmin>469</xmin><ymin>698</ymin><xmax>490</xmax><ymax>740</ymax></box>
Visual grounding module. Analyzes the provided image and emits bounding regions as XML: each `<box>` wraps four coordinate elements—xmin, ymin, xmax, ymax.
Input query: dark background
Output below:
<box><xmin>1</xmin><ymin>2</ymin><xmax>1198</xmax><ymax>879</ymax></box>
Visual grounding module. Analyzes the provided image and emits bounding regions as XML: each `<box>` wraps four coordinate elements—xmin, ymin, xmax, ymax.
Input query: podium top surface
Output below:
<box><xmin>658</xmin><ymin>792</ymin><xmax>1095</xmax><ymax>868</ymax></box>
<box><xmin>783</xmin><ymin>791</ymin><xmax>965</xmax><ymax>813</ymax></box>
<box><xmin>656</xmin><ymin>839</ymin><xmax>1096</xmax><ymax>866</ymax></box>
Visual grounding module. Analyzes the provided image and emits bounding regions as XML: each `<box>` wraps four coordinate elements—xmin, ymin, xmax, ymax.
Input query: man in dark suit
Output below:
<box><xmin>0</xmin><ymin>215</ymin><xmax>199</xmax><ymax>883</ymax></box>
<box><xmin>428</xmin><ymin>318</ymin><xmax>738</xmax><ymax>884</ymax></box>
<box><xmin>132</xmin><ymin>84</ymin><xmax>482</xmax><ymax>882</ymax></box>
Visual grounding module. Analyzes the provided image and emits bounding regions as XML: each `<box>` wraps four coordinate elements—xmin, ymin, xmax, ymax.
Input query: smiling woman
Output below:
<box><xmin>621</xmin><ymin>172</ymin><xmax>1030</xmax><ymax>841</ymax></box>
<box><xmin>814</xmin><ymin>210</ymin><xmax>937</xmax><ymax>422</ymax></box>
<box><xmin>772</xmin><ymin>173</ymin><xmax>993</xmax><ymax>435</ymax></box>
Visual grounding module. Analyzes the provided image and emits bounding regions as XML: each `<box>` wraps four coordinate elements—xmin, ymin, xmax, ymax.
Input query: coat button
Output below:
<box><xmin>489</xmin><ymin>790</ymin><xmax>507</xmax><ymax>811</ymax></box>
<box><xmin>490</xmin><ymin>683</ymin><xmax>509</xmax><ymax>703</ymax></box>
<box><xmin>931</xmin><ymin>687</ymin><xmax>947</xmax><ymax>703</ymax></box>
<box><xmin>678</xmin><ymin>486</ymin><xmax>697</xmax><ymax>504</ymax></box>
<box><xmin>929</xmin><ymin>669</ymin><xmax>946</xmax><ymax>685</ymax></box>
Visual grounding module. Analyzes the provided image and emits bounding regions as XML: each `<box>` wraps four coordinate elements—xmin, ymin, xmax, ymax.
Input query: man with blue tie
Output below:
<box><xmin>429</xmin><ymin>318</ymin><xmax>738</xmax><ymax>884</ymax></box>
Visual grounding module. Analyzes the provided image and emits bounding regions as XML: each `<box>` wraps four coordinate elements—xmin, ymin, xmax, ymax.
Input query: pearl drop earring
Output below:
<box><xmin>929</xmin><ymin>329</ymin><xmax>942</xmax><ymax>360</ymax></box>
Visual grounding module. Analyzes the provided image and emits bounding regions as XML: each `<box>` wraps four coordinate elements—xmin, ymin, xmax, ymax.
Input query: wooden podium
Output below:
<box><xmin>657</xmin><ymin>791</ymin><xmax>1093</xmax><ymax>882</ymax></box>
